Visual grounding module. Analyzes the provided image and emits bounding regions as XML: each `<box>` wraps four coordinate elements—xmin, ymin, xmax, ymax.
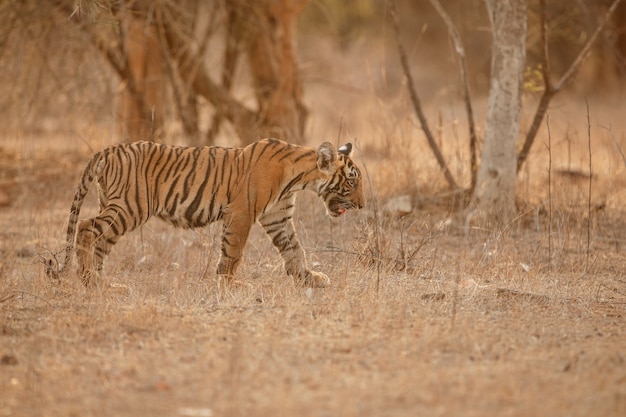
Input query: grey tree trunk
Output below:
<box><xmin>472</xmin><ymin>0</ymin><xmax>527</xmax><ymax>224</ymax></box>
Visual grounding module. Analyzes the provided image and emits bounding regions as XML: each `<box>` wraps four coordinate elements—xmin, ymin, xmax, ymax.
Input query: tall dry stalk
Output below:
<box><xmin>354</xmin><ymin>141</ymin><xmax>382</xmax><ymax>292</ymax></box>
<box><xmin>599</xmin><ymin>123</ymin><xmax>626</xmax><ymax>167</ymax></box>
<box><xmin>327</xmin><ymin>116</ymin><xmax>346</xmax><ymax>251</ymax></box>
<box><xmin>585</xmin><ymin>100</ymin><xmax>592</xmax><ymax>268</ymax></box>
<box><xmin>546</xmin><ymin>112</ymin><xmax>552</xmax><ymax>269</ymax></box>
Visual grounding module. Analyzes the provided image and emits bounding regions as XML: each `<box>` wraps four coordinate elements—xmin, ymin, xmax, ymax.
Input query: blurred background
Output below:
<box><xmin>0</xmin><ymin>0</ymin><xmax>625</xmax><ymax>206</ymax></box>
<box><xmin>1</xmin><ymin>0</ymin><xmax>623</xmax><ymax>141</ymax></box>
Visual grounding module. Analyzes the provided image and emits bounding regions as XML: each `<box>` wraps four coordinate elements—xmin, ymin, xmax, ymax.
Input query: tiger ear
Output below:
<box><xmin>317</xmin><ymin>142</ymin><xmax>337</xmax><ymax>173</ymax></box>
<box><xmin>338</xmin><ymin>143</ymin><xmax>353</xmax><ymax>157</ymax></box>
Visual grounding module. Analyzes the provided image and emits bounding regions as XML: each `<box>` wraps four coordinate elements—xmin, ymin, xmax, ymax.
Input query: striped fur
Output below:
<box><xmin>47</xmin><ymin>138</ymin><xmax>364</xmax><ymax>287</ymax></box>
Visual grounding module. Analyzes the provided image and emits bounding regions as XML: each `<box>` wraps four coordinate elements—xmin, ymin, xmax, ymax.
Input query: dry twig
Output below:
<box><xmin>428</xmin><ymin>0</ymin><xmax>478</xmax><ymax>189</ymax></box>
<box><xmin>586</xmin><ymin>99</ymin><xmax>592</xmax><ymax>268</ymax></box>
<box><xmin>599</xmin><ymin>123</ymin><xmax>626</xmax><ymax>167</ymax></box>
<box><xmin>546</xmin><ymin>112</ymin><xmax>552</xmax><ymax>268</ymax></box>
<box><xmin>517</xmin><ymin>0</ymin><xmax>623</xmax><ymax>172</ymax></box>
<box><xmin>388</xmin><ymin>0</ymin><xmax>458</xmax><ymax>190</ymax></box>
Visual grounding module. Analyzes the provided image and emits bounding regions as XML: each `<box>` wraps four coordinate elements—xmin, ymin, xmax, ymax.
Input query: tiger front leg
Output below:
<box><xmin>282</xmin><ymin>242</ymin><xmax>330</xmax><ymax>288</ymax></box>
<box><xmin>259</xmin><ymin>212</ymin><xmax>330</xmax><ymax>288</ymax></box>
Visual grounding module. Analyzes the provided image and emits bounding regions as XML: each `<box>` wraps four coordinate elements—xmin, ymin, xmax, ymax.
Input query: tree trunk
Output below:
<box><xmin>472</xmin><ymin>0</ymin><xmax>527</xmax><ymax>224</ymax></box>
<box><xmin>119</xmin><ymin>17</ymin><xmax>165</xmax><ymax>142</ymax></box>
<box><xmin>231</xmin><ymin>0</ymin><xmax>308</xmax><ymax>144</ymax></box>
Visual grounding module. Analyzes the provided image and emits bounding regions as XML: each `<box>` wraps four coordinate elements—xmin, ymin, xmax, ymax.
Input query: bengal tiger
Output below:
<box><xmin>46</xmin><ymin>138</ymin><xmax>365</xmax><ymax>288</ymax></box>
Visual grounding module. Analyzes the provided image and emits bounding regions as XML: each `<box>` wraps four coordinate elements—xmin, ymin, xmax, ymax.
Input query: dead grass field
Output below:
<box><xmin>2</xmin><ymin>118</ymin><xmax>626</xmax><ymax>417</ymax></box>
<box><xmin>2</xmin><ymin>86</ymin><xmax>626</xmax><ymax>417</ymax></box>
<box><xmin>2</xmin><ymin>2</ymin><xmax>626</xmax><ymax>414</ymax></box>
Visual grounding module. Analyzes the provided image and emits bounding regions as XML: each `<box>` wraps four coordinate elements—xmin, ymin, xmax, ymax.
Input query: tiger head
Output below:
<box><xmin>316</xmin><ymin>142</ymin><xmax>365</xmax><ymax>217</ymax></box>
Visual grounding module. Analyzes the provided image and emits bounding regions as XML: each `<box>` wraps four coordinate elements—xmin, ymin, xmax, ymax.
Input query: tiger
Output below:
<box><xmin>46</xmin><ymin>138</ymin><xmax>365</xmax><ymax>288</ymax></box>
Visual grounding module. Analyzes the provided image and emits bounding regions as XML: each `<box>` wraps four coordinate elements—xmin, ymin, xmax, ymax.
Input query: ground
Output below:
<box><xmin>2</xmin><ymin>2</ymin><xmax>626</xmax><ymax>413</ymax></box>
<box><xmin>1</xmin><ymin>126</ymin><xmax>625</xmax><ymax>417</ymax></box>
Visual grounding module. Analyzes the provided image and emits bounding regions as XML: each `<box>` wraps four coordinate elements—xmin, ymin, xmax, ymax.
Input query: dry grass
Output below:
<box><xmin>2</xmin><ymin>6</ymin><xmax>626</xmax><ymax>414</ymax></box>
<box><xmin>2</xmin><ymin>114</ymin><xmax>626</xmax><ymax>417</ymax></box>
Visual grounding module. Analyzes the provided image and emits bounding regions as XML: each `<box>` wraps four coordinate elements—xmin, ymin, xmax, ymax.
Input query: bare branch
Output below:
<box><xmin>154</xmin><ymin>4</ymin><xmax>199</xmax><ymax>142</ymax></box>
<box><xmin>517</xmin><ymin>0</ymin><xmax>623</xmax><ymax>173</ymax></box>
<box><xmin>539</xmin><ymin>0</ymin><xmax>552</xmax><ymax>92</ymax></box>
<box><xmin>388</xmin><ymin>0</ymin><xmax>458</xmax><ymax>190</ymax></box>
<box><xmin>599</xmin><ymin>123</ymin><xmax>626</xmax><ymax>167</ymax></box>
<box><xmin>555</xmin><ymin>0</ymin><xmax>623</xmax><ymax>91</ymax></box>
<box><xmin>156</xmin><ymin>3</ymin><xmax>259</xmax><ymax>141</ymax></box>
<box><xmin>517</xmin><ymin>0</ymin><xmax>554</xmax><ymax>173</ymax></box>
<box><xmin>208</xmin><ymin>3</ymin><xmax>243</xmax><ymax>143</ymax></box>
<box><xmin>585</xmin><ymin>99</ymin><xmax>592</xmax><ymax>267</ymax></box>
<box><xmin>50</xmin><ymin>0</ymin><xmax>128</xmax><ymax>83</ymax></box>
<box><xmin>428</xmin><ymin>0</ymin><xmax>477</xmax><ymax>189</ymax></box>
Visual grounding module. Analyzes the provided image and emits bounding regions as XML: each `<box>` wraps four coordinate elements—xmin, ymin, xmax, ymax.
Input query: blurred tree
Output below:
<box><xmin>221</xmin><ymin>0</ymin><xmax>308</xmax><ymax>143</ymax></box>
<box><xmin>47</xmin><ymin>0</ymin><xmax>308</xmax><ymax>145</ymax></box>
<box><xmin>119</xmin><ymin>15</ymin><xmax>165</xmax><ymax>142</ymax></box>
<box><xmin>392</xmin><ymin>0</ymin><xmax>622</xmax><ymax>223</ymax></box>
<box><xmin>471</xmin><ymin>0</ymin><xmax>526</xmax><ymax>223</ymax></box>
<box><xmin>390</xmin><ymin>0</ymin><xmax>524</xmax><ymax>221</ymax></box>
<box><xmin>613</xmin><ymin>0</ymin><xmax>626</xmax><ymax>74</ymax></box>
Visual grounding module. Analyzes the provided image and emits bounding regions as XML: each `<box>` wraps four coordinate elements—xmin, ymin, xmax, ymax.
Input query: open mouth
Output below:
<box><xmin>328</xmin><ymin>198</ymin><xmax>354</xmax><ymax>217</ymax></box>
<box><xmin>329</xmin><ymin>202</ymin><xmax>349</xmax><ymax>217</ymax></box>
<box><xmin>329</xmin><ymin>208</ymin><xmax>346</xmax><ymax>217</ymax></box>
<box><xmin>328</xmin><ymin>209</ymin><xmax>341</xmax><ymax>217</ymax></box>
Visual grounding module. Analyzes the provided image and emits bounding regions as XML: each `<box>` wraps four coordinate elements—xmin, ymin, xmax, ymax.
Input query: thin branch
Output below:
<box><xmin>208</xmin><ymin>3</ymin><xmax>243</xmax><ymax>143</ymax></box>
<box><xmin>586</xmin><ymin>99</ymin><xmax>592</xmax><ymax>268</ymax></box>
<box><xmin>599</xmin><ymin>123</ymin><xmax>626</xmax><ymax>167</ymax></box>
<box><xmin>539</xmin><ymin>0</ymin><xmax>552</xmax><ymax>90</ymax></box>
<box><xmin>517</xmin><ymin>0</ymin><xmax>623</xmax><ymax>173</ymax></box>
<box><xmin>428</xmin><ymin>0</ymin><xmax>478</xmax><ymax>189</ymax></box>
<box><xmin>546</xmin><ymin>111</ymin><xmax>552</xmax><ymax>269</ymax></box>
<box><xmin>555</xmin><ymin>0</ymin><xmax>622</xmax><ymax>91</ymax></box>
<box><xmin>52</xmin><ymin>0</ymin><xmax>165</xmax><ymax>136</ymax></box>
<box><xmin>157</xmin><ymin>4</ymin><xmax>260</xmax><ymax>141</ymax></box>
<box><xmin>388</xmin><ymin>0</ymin><xmax>458</xmax><ymax>190</ymax></box>
<box><xmin>575</xmin><ymin>0</ymin><xmax>626</xmax><ymax>77</ymax></box>
<box><xmin>517</xmin><ymin>0</ymin><xmax>554</xmax><ymax>173</ymax></box>
<box><xmin>154</xmin><ymin>5</ymin><xmax>199</xmax><ymax>142</ymax></box>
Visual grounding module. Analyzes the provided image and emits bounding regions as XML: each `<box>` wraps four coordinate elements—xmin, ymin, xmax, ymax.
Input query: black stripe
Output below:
<box><xmin>185</xmin><ymin>160</ymin><xmax>212</xmax><ymax>224</ymax></box>
<box><xmin>179</xmin><ymin>152</ymin><xmax>197</xmax><ymax>205</ymax></box>
<box><xmin>277</xmin><ymin>172</ymin><xmax>304</xmax><ymax>201</ymax></box>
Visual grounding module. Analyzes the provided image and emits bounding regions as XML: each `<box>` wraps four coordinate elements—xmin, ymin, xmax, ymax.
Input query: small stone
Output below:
<box><xmin>0</xmin><ymin>190</ymin><xmax>9</xmax><ymax>207</ymax></box>
<box><xmin>16</xmin><ymin>246</ymin><xmax>37</xmax><ymax>258</ymax></box>
<box><xmin>1</xmin><ymin>354</ymin><xmax>18</xmax><ymax>366</ymax></box>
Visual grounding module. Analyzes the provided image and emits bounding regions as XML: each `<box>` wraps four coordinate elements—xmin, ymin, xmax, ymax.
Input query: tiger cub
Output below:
<box><xmin>47</xmin><ymin>138</ymin><xmax>365</xmax><ymax>288</ymax></box>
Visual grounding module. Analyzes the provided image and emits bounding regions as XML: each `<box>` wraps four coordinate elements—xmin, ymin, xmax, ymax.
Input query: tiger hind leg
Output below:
<box><xmin>75</xmin><ymin>218</ymin><xmax>103</xmax><ymax>286</ymax></box>
<box><xmin>75</xmin><ymin>208</ymin><xmax>128</xmax><ymax>286</ymax></box>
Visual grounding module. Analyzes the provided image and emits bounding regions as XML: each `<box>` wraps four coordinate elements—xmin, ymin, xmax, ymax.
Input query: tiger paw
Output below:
<box><xmin>80</xmin><ymin>269</ymin><xmax>105</xmax><ymax>288</ymax></box>
<box><xmin>216</xmin><ymin>275</ymin><xmax>253</xmax><ymax>291</ymax></box>
<box><xmin>304</xmin><ymin>271</ymin><xmax>331</xmax><ymax>288</ymax></box>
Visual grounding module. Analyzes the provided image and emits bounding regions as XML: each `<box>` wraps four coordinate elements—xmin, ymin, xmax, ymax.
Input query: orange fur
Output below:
<box><xmin>47</xmin><ymin>138</ymin><xmax>364</xmax><ymax>287</ymax></box>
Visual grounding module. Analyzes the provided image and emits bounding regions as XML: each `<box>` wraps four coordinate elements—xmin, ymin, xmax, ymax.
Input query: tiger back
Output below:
<box><xmin>47</xmin><ymin>138</ymin><xmax>365</xmax><ymax>288</ymax></box>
